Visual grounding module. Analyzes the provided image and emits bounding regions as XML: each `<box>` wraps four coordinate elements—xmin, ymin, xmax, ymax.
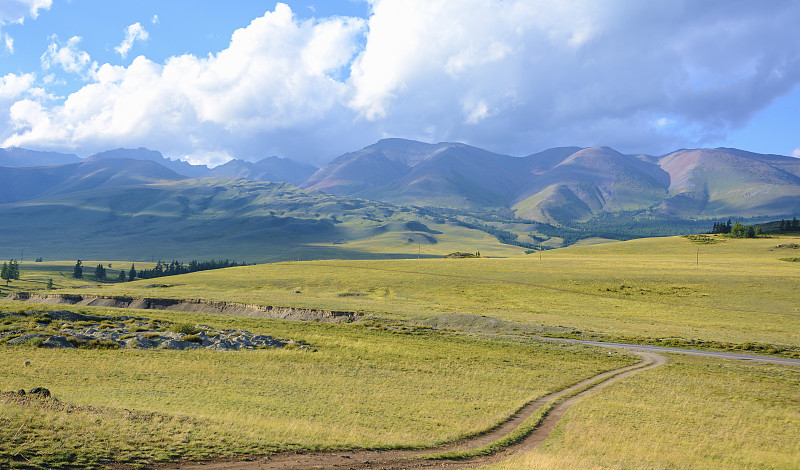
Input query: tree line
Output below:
<box><xmin>709</xmin><ymin>219</ymin><xmax>762</xmax><ymax>238</ymax></box>
<box><xmin>1</xmin><ymin>259</ymin><xmax>20</xmax><ymax>286</ymax></box>
<box><xmin>73</xmin><ymin>258</ymin><xmax>244</xmax><ymax>281</ymax></box>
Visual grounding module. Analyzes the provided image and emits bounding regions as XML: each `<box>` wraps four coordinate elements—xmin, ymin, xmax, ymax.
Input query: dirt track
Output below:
<box><xmin>151</xmin><ymin>352</ymin><xmax>665</xmax><ymax>470</ymax></box>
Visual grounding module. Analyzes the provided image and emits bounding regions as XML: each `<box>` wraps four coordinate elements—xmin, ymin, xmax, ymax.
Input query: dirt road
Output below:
<box><xmin>153</xmin><ymin>352</ymin><xmax>665</xmax><ymax>470</ymax></box>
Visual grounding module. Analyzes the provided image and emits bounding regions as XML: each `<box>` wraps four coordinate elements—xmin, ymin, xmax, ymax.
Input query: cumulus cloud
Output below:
<box><xmin>0</xmin><ymin>0</ymin><xmax>51</xmax><ymax>54</ymax></box>
<box><xmin>40</xmin><ymin>36</ymin><xmax>98</xmax><ymax>78</ymax></box>
<box><xmin>346</xmin><ymin>0</ymin><xmax>800</xmax><ymax>155</ymax></box>
<box><xmin>4</xmin><ymin>3</ymin><xmax>367</xmax><ymax>163</ymax></box>
<box><xmin>793</xmin><ymin>148</ymin><xmax>800</xmax><ymax>158</ymax></box>
<box><xmin>3</xmin><ymin>0</ymin><xmax>800</xmax><ymax>164</ymax></box>
<box><xmin>115</xmin><ymin>22</ymin><xmax>149</xmax><ymax>58</ymax></box>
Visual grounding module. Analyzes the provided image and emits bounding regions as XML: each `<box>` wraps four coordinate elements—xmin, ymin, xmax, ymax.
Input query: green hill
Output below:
<box><xmin>0</xmin><ymin>177</ymin><xmax>524</xmax><ymax>261</ymax></box>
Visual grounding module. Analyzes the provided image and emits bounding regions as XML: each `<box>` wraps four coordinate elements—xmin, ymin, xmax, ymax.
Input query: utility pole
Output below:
<box><xmin>418</xmin><ymin>244</ymin><xmax>421</xmax><ymax>259</ymax></box>
<box><xmin>539</xmin><ymin>243</ymin><xmax>542</xmax><ymax>261</ymax></box>
<box><xmin>696</xmin><ymin>248</ymin><xmax>699</xmax><ymax>267</ymax></box>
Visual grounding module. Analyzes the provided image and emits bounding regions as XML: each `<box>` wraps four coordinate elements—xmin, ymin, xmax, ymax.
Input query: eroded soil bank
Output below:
<box><xmin>6</xmin><ymin>292</ymin><xmax>364</xmax><ymax>323</ymax></box>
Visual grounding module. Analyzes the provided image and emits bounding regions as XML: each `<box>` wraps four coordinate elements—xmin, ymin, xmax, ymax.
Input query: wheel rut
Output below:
<box><xmin>152</xmin><ymin>352</ymin><xmax>665</xmax><ymax>470</ymax></box>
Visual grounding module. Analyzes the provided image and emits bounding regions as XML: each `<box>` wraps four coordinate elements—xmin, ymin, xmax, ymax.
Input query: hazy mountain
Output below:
<box><xmin>0</xmin><ymin>157</ymin><xmax>185</xmax><ymax>204</ymax></box>
<box><xmin>304</xmin><ymin>139</ymin><xmax>800</xmax><ymax>223</ymax></box>
<box><xmin>90</xmin><ymin>148</ymin><xmax>210</xmax><ymax>178</ymax></box>
<box><xmin>656</xmin><ymin>148</ymin><xmax>800</xmax><ymax>217</ymax></box>
<box><xmin>207</xmin><ymin>156</ymin><xmax>317</xmax><ymax>185</ymax></box>
<box><xmin>0</xmin><ymin>147</ymin><xmax>80</xmax><ymax>167</ymax></box>
<box><xmin>303</xmin><ymin>138</ymin><xmax>532</xmax><ymax>207</ymax></box>
<box><xmin>0</xmin><ymin>177</ymin><xmax>516</xmax><ymax>261</ymax></box>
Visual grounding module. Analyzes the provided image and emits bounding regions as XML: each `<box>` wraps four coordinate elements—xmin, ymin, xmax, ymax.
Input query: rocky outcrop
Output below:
<box><xmin>1</xmin><ymin>310</ymin><xmax>308</xmax><ymax>351</ymax></box>
<box><xmin>7</xmin><ymin>292</ymin><xmax>363</xmax><ymax>323</ymax></box>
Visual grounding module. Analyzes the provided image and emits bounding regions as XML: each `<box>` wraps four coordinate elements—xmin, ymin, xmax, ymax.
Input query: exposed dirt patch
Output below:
<box><xmin>7</xmin><ymin>292</ymin><xmax>364</xmax><ymax>323</ymax></box>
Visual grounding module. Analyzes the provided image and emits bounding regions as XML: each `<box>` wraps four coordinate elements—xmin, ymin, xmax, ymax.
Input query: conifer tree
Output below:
<box><xmin>94</xmin><ymin>264</ymin><xmax>107</xmax><ymax>280</ymax></box>
<box><xmin>73</xmin><ymin>260</ymin><xmax>83</xmax><ymax>279</ymax></box>
<box><xmin>129</xmin><ymin>264</ymin><xmax>136</xmax><ymax>281</ymax></box>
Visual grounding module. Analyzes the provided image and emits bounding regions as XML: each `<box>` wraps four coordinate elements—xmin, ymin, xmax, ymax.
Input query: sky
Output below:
<box><xmin>1</xmin><ymin>0</ymin><xmax>799</xmax><ymax>167</ymax></box>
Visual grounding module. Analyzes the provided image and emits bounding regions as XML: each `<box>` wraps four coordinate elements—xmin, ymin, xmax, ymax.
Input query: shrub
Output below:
<box><xmin>182</xmin><ymin>334</ymin><xmax>203</xmax><ymax>344</ymax></box>
<box><xmin>170</xmin><ymin>323</ymin><xmax>198</xmax><ymax>335</ymax></box>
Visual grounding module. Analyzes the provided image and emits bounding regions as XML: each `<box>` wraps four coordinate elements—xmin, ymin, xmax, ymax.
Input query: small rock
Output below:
<box><xmin>28</xmin><ymin>387</ymin><xmax>51</xmax><ymax>398</ymax></box>
<box><xmin>158</xmin><ymin>339</ymin><xmax>200</xmax><ymax>350</ymax></box>
<box><xmin>7</xmin><ymin>333</ymin><xmax>47</xmax><ymax>345</ymax></box>
<box><xmin>41</xmin><ymin>336</ymin><xmax>76</xmax><ymax>349</ymax></box>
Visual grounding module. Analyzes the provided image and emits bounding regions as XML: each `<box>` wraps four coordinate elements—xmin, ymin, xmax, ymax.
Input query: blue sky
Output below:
<box><xmin>1</xmin><ymin>0</ymin><xmax>799</xmax><ymax>166</ymax></box>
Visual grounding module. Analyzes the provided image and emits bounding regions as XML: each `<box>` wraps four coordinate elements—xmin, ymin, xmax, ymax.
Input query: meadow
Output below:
<box><xmin>2</xmin><ymin>233</ymin><xmax>799</xmax><ymax>468</ymax></box>
<box><xmin>44</xmin><ymin>234</ymin><xmax>800</xmax><ymax>353</ymax></box>
<box><xmin>0</xmin><ymin>304</ymin><xmax>631</xmax><ymax>468</ymax></box>
<box><xmin>484</xmin><ymin>356</ymin><xmax>800</xmax><ymax>469</ymax></box>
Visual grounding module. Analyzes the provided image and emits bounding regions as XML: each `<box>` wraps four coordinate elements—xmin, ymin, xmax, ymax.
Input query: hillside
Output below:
<box><xmin>0</xmin><ymin>147</ymin><xmax>80</xmax><ymax>167</ymax></box>
<box><xmin>304</xmin><ymin>139</ymin><xmax>800</xmax><ymax>224</ymax></box>
<box><xmin>207</xmin><ymin>156</ymin><xmax>317</xmax><ymax>185</ymax></box>
<box><xmin>0</xmin><ymin>157</ymin><xmax>185</xmax><ymax>204</ymax></box>
<box><xmin>0</xmin><ymin>177</ymin><xmax>524</xmax><ymax>261</ymax></box>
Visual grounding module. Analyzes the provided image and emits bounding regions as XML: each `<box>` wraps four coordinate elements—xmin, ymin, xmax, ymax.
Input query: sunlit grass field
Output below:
<box><xmin>483</xmin><ymin>356</ymin><xmax>800</xmax><ymax>470</ymax></box>
<box><xmin>47</xmin><ymin>234</ymin><xmax>800</xmax><ymax>350</ymax></box>
<box><xmin>0</xmin><ymin>305</ymin><xmax>632</xmax><ymax>468</ymax></box>
<box><xmin>2</xmin><ymin>234</ymin><xmax>799</xmax><ymax>468</ymax></box>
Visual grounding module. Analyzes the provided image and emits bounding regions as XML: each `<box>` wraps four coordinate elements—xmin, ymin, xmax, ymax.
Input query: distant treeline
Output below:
<box><xmin>134</xmin><ymin>259</ymin><xmax>244</xmax><ymax>280</ymax></box>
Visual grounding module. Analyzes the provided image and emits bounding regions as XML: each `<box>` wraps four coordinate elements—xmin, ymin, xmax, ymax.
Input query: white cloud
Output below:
<box><xmin>151</xmin><ymin>15</ymin><xmax>159</xmax><ymax>25</ymax></box>
<box><xmin>3</xmin><ymin>0</ymin><xmax>800</xmax><ymax>164</ymax></box>
<box><xmin>4</xmin><ymin>3</ymin><xmax>367</xmax><ymax>163</ymax></box>
<box><xmin>0</xmin><ymin>0</ymin><xmax>51</xmax><ymax>54</ymax></box>
<box><xmin>0</xmin><ymin>73</ymin><xmax>35</xmax><ymax>100</ymax></box>
<box><xmin>793</xmin><ymin>148</ymin><xmax>800</xmax><ymax>158</ymax></box>
<box><xmin>40</xmin><ymin>36</ymin><xmax>98</xmax><ymax>78</ymax></box>
<box><xmin>3</xmin><ymin>33</ymin><xmax>12</xmax><ymax>53</ymax></box>
<box><xmin>115</xmin><ymin>22</ymin><xmax>149</xmax><ymax>58</ymax></box>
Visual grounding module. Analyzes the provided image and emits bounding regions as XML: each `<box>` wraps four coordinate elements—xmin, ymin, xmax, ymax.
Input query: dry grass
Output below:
<box><xmin>482</xmin><ymin>356</ymin><xmax>800</xmax><ymax>469</ymax></box>
<box><xmin>0</xmin><ymin>309</ymin><xmax>632</xmax><ymax>468</ymax></box>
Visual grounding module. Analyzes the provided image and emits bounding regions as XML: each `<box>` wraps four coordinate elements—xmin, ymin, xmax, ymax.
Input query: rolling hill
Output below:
<box><xmin>304</xmin><ymin>139</ymin><xmax>800</xmax><ymax>224</ymax></box>
<box><xmin>206</xmin><ymin>156</ymin><xmax>317</xmax><ymax>185</ymax></box>
<box><xmin>0</xmin><ymin>172</ymin><xmax>525</xmax><ymax>261</ymax></box>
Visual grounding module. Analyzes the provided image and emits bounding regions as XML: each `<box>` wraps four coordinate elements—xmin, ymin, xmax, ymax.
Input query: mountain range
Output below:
<box><xmin>1</xmin><ymin>139</ymin><xmax>798</xmax><ymax>260</ymax></box>
<box><xmin>302</xmin><ymin>139</ymin><xmax>800</xmax><ymax>223</ymax></box>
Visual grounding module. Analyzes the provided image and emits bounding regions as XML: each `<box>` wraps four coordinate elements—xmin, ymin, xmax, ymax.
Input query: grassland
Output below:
<box><xmin>0</xmin><ymin>303</ymin><xmax>632</xmax><ymax>468</ymax></box>
<box><xmin>47</xmin><ymin>234</ymin><xmax>800</xmax><ymax>353</ymax></box>
<box><xmin>3</xmin><ymin>234</ymin><xmax>799</xmax><ymax>468</ymax></box>
<box><xmin>483</xmin><ymin>356</ymin><xmax>800</xmax><ymax>469</ymax></box>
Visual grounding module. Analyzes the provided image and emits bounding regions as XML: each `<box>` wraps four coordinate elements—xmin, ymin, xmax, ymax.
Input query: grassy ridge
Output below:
<box><xmin>0</xmin><ymin>304</ymin><xmax>632</xmax><ymax>468</ymax></box>
<box><xmin>482</xmin><ymin>356</ymin><xmax>800</xmax><ymax>469</ymax></box>
<box><xmin>54</xmin><ymin>234</ymin><xmax>800</xmax><ymax>350</ymax></box>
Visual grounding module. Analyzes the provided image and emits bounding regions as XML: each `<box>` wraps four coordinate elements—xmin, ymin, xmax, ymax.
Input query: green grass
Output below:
<box><xmin>0</xmin><ymin>306</ymin><xmax>633</xmax><ymax>468</ymax></box>
<box><xmin>482</xmin><ymin>356</ymin><xmax>800</xmax><ymax>469</ymax></box>
<box><xmin>52</xmin><ymin>234</ymin><xmax>800</xmax><ymax>352</ymax></box>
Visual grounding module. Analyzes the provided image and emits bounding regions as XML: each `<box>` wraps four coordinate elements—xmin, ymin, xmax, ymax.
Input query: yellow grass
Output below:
<box><xmin>0</xmin><ymin>307</ymin><xmax>632</xmax><ymax>468</ymax></box>
<box><xmin>53</xmin><ymin>234</ymin><xmax>800</xmax><ymax>349</ymax></box>
<box><xmin>482</xmin><ymin>356</ymin><xmax>800</xmax><ymax>470</ymax></box>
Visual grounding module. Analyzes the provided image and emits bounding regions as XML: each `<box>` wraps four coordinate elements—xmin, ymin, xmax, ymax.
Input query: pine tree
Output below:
<box><xmin>10</xmin><ymin>260</ymin><xmax>19</xmax><ymax>280</ymax></box>
<box><xmin>1</xmin><ymin>259</ymin><xmax>20</xmax><ymax>286</ymax></box>
<box><xmin>118</xmin><ymin>270</ymin><xmax>126</xmax><ymax>282</ymax></box>
<box><xmin>129</xmin><ymin>264</ymin><xmax>136</xmax><ymax>281</ymax></box>
<box><xmin>73</xmin><ymin>260</ymin><xmax>83</xmax><ymax>279</ymax></box>
<box><xmin>94</xmin><ymin>264</ymin><xmax>107</xmax><ymax>280</ymax></box>
<box><xmin>1</xmin><ymin>261</ymin><xmax>8</xmax><ymax>286</ymax></box>
<box><xmin>47</xmin><ymin>278</ymin><xmax>54</xmax><ymax>290</ymax></box>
